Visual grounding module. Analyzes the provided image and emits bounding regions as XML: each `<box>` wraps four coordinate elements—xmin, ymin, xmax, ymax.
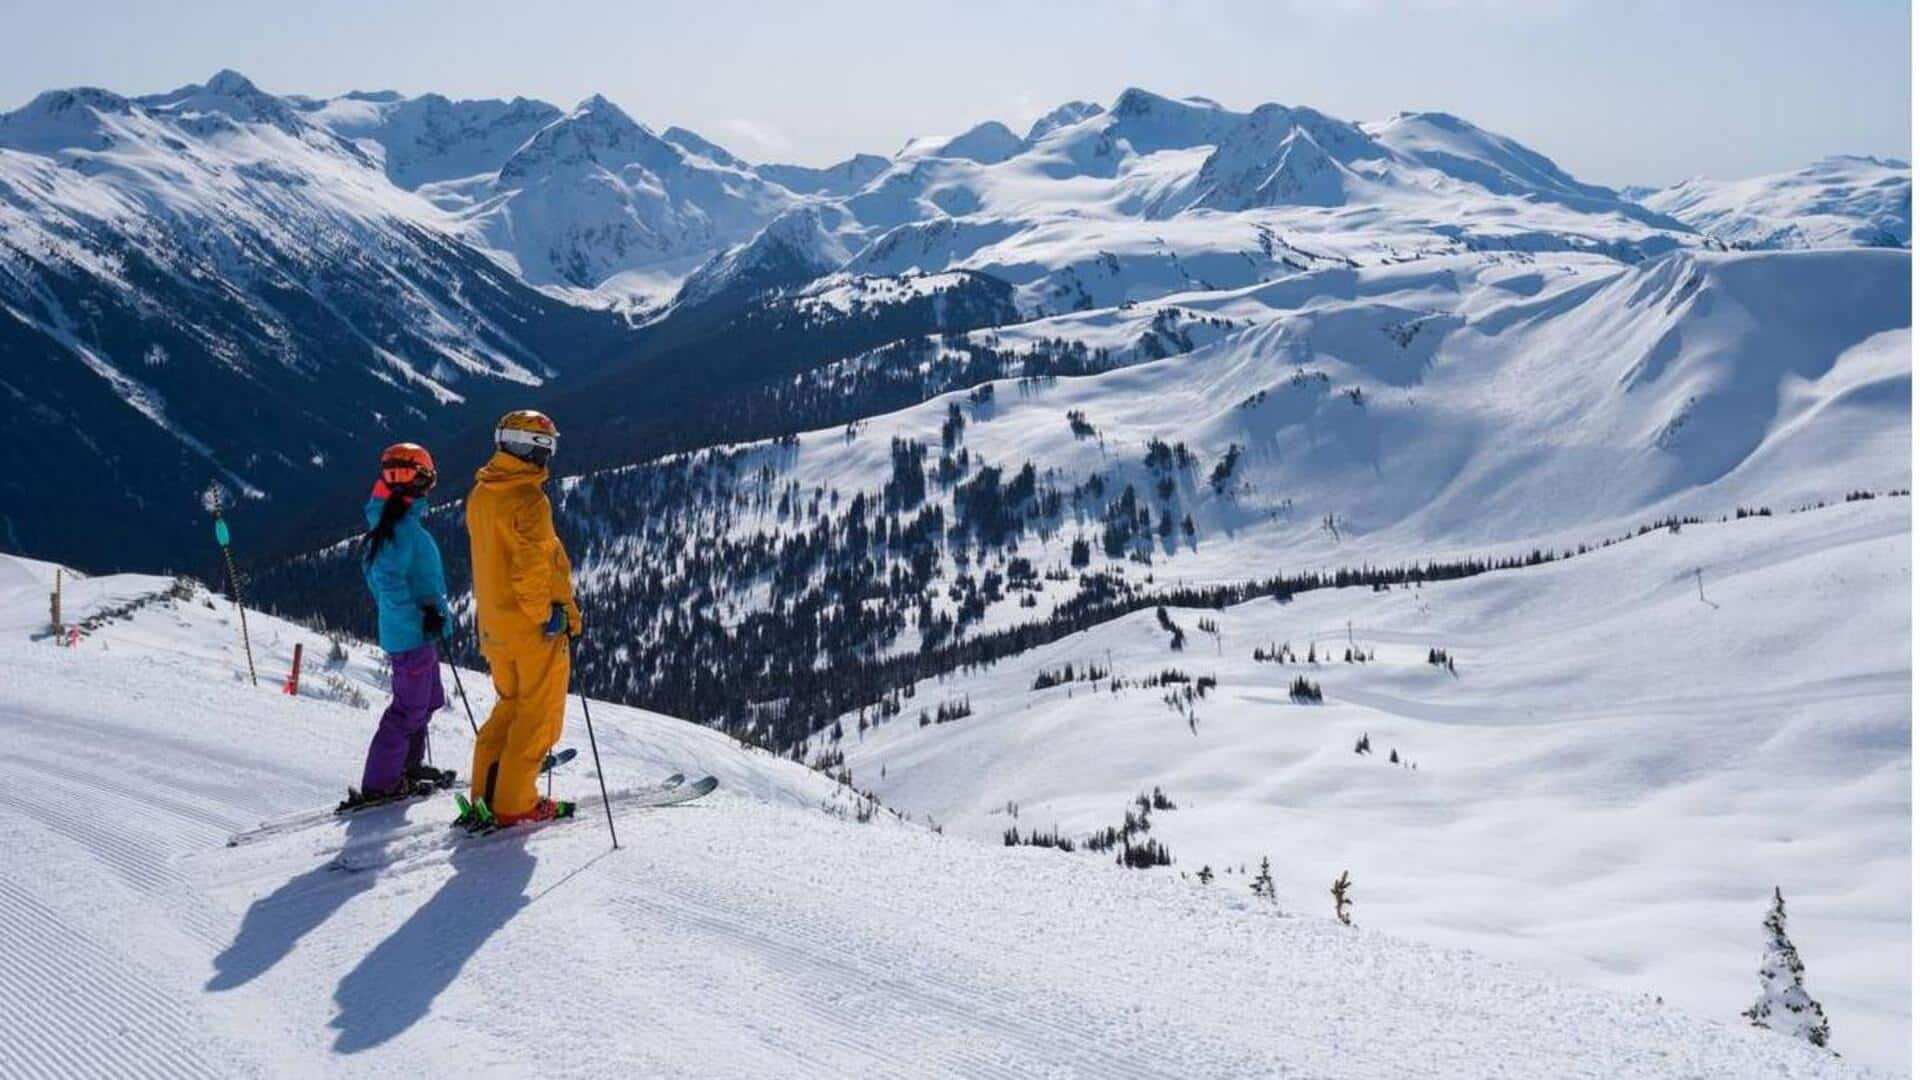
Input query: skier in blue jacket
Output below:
<box><xmin>348</xmin><ymin>443</ymin><xmax>452</xmax><ymax>807</ymax></box>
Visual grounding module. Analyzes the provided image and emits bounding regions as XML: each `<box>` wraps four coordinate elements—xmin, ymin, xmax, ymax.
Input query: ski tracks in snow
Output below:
<box><xmin>0</xmin><ymin>877</ymin><xmax>222</xmax><ymax>1079</ymax></box>
<box><xmin>0</xmin><ymin>659</ymin><xmax>290</xmax><ymax>1076</ymax></box>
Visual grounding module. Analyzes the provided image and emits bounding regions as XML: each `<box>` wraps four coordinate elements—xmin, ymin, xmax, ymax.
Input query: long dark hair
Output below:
<box><xmin>362</xmin><ymin>494</ymin><xmax>412</xmax><ymax>564</ymax></box>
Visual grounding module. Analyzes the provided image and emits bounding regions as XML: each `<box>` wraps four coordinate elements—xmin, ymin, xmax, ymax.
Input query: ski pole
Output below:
<box><xmin>441</xmin><ymin>631</ymin><xmax>480</xmax><ymax>736</ymax></box>
<box><xmin>204</xmin><ymin>491</ymin><xmax>257</xmax><ymax>687</ymax></box>
<box><xmin>569</xmin><ymin>636</ymin><xmax>619</xmax><ymax>850</ymax></box>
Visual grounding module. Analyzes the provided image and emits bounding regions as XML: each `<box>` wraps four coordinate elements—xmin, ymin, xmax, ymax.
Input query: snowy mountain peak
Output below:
<box><xmin>1106</xmin><ymin>86</ymin><xmax>1233</xmax><ymax>151</ymax></box>
<box><xmin>136</xmin><ymin>69</ymin><xmax>308</xmax><ymax>134</ymax></box>
<box><xmin>662</xmin><ymin>125</ymin><xmax>744</xmax><ymax>167</ymax></box>
<box><xmin>1367</xmin><ymin>109</ymin><xmax>1613</xmax><ymax>203</ymax></box>
<box><xmin>926</xmin><ymin>120</ymin><xmax>1025</xmax><ymax>164</ymax></box>
<box><xmin>563</xmin><ymin>92</ymin><xmax>654</xmax><ymax>140</ymax></box>
<box><xmin>675</xmin><ymin>204</ymin><xmax>852</xmax><ymax>307</ymax></box>
<box><xmin>301</xmin><ymin>90</ymin><xmax>563</xmax><ymax>189</ymax></box>
<box><xmin>203</xmin><ymin>68</ymin><xmax>264</xmax><ymax>97</ymax></box>
<box><xmin>1182</xmin><ymin>113</ymin><xmax>1357</xmax><ymax>212</ymax></box>
<box><xmin>1025</xmin><ymin>100</ymin><xmax>1103</xmax><ymax>143</ymax></box>
<box><xmin>496</xmin><ymin>93</ymin><xmax>670</xmax><ymax>182</ymax></box>
<box><xmin>573</xmin><ymin>92</ymin><xmax>626</xmax><ymax>118</ymax></box>
<box><xmin>1635</xmin><ymin>154</ymin><xmax>1912</xmax><ymax>249</ymax></box>
<box><xmin>0</xmin><ymin>86</ymin><xmax>135</xmax><ymax>153</ymax></box>
<box><xmin>1112</xmin><ymin>85</ymin><xmax>1216</xmax><ymax>118</ymax></box>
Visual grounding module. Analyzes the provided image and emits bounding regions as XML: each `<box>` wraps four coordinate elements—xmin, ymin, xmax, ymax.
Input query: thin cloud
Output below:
<box><xmin>723</xmin><ymin>118</ymin><xmax>792</xmax><ymax>157</ymax></box>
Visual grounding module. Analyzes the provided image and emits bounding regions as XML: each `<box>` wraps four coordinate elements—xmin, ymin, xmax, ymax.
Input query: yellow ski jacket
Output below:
<box><xmin>465</xmin><ymin>451</ymin><xmax>580</xmax><ymax>654</ymax></box>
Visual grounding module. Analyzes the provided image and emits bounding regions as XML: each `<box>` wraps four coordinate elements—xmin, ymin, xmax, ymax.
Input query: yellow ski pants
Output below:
<box><xmin>471</xmin><ymin>635</ymin><xmax>570</xmax><ymax>817</ymax></box>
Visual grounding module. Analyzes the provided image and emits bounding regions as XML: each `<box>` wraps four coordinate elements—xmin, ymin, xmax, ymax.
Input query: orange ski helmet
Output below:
<box><xmin>379</xmin><ymin>442</ymin><xmax>437</xmax><ymax>496</ymax></box>
<box><xmin>495</xmin><ymin>409</ymin><xmax>559</xmax><ymax>465</ymax></box>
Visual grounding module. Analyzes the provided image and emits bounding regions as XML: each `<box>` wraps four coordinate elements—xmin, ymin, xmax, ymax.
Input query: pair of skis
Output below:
<box><xmin>227</xmin><ymin>761</ymin><xmax>719</xmax><ymax>854</ymax></box>
<box><xmin>450</xmin><ymin>770</ymin><xmax>700</xmax><ymax>834</ymax></box>
<box><xmin>330</xmin><ymin>772</ymin><xmax>720</xmax><ymax>873</ymax></box>
<box><xmin>330</xmin><ymin>749</ymin><xmax>578</xmax><ymax>819</ymax></box>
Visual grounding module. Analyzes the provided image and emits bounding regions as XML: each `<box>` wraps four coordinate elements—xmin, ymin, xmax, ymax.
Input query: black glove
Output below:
<box><xmin>421</xmin><ymin>604</ymin><xmax>446</xmax><ymax>639</ymax></box>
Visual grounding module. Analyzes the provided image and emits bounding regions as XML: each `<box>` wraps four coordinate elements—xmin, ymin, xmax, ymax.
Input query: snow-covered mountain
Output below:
<box><xmin>532</xmin><ymin>245</ymin><xmax>1907</xmax><ymax>676</ymax></box>
<box><xmin>1</xmin><ymin>66</ymin><xmax>1908</xmax><ymax>1077</ymax></box>
<box><xmin>432</xmin><ymin>95</ymin><xmax>801</xmax><ymax>299</ymax></box>
<box><xmin>0</xmin><ymin>551</ymin><xmax>1886</xmax><ymax>1077</ymax></box>
<box><xmin>810</xmin><ymin>88</ymin><xmax>1701</xmax><ymax>318</ymax></box>
<box><xmin>1633</xmin><ymin>155</ymin><xmax>1911</xmax><ymax>250</ymax></box>
<box><xmin>284</xmin><ymin>82</ymin><xmax>1714</xmax><ymax>317</ymax></box>
<box><xmin>295</xmin><ymin>89</ymin><xmax>563</xmax><ymax>189</ymax></box>
<box><xmin>0</xmin><ymin>71</ymin><xmax>626</xmax><ymax>570</ymax></box>
<box><xmin>815</xmin><ymin>494</ymin><xmax>1912</xmax><ymax>1068</ymax></box>
<box><xmin>754</xmin><ymin>152</ymin><xmax>890</xmax><ymax>197</ymax></box>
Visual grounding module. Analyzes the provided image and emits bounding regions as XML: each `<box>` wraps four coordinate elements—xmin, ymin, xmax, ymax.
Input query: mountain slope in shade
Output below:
<box><xmin>0</xmin><ymin>71</ymin><xmax>626</xmax><ymax>570</ymax></box>
<box><xmin>674</xmin><ymin>205</ymin><xmax>858</xmax><ymax>308</ymax></box>
<box><xmin>1635</xmin><ymin>156</ymin><xmax>1911</xmax><ymax>249</ymax></box>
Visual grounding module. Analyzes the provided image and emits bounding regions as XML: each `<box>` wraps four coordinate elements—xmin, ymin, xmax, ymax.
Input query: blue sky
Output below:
<box><xmin>1</xmin><ymin>0</ymin><xmax>1908</xmax><ymax>186</ymax></box>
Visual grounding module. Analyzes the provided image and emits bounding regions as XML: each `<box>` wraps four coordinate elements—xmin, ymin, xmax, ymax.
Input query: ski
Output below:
<box><xmin>333</xmin><ymin>775</ymin><xmax>719</xmax><ymax>873</ymax></box>
<box><xmin>541</xmin><ymin>748</ymin><xmax>578</xmax><ymax>773</ymax></box>
<box><xmin>457</xmin><ymin>771</ymin><xmax>684</xmax><ymax>833</ymax></box>
<box><xmin>229</xmin><ymin>778</ymin><xmax>468</xmax><ymax>847</ymax></box>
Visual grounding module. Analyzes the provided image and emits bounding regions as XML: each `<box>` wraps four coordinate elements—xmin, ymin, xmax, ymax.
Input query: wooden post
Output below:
<box><xmin>50</xmin><ymin>569</ymin><xmax>61</xmax><ymax>636</ymax></box>
<box><xmin>284</xmin><ymin>642</ymin><xmax>304</xmax><ymax>696</ymax></box>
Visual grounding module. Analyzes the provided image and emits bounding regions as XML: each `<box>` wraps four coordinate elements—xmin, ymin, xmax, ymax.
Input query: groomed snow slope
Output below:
<box><xmin>0</xmin><ymin>554</ymin><xmax>1884</xmax><ymax>1077</ymax></box>
<box><xmin>820</xmin><ymin>497</ymin><xmax>1912</xmax><ymax>1070</ymax></box>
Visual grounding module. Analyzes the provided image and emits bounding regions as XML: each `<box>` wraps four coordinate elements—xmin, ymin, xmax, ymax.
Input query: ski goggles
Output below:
<box><xmin>497</xmin><ymin>427</ymin><xmax>559</xmax><ymax>457</ymax></box>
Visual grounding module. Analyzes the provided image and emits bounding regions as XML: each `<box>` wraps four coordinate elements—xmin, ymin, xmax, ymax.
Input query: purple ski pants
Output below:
<box><xmin>360</xmin><ymin>641</ymin><xmax>447</xmax><ymax>794</ymax></box>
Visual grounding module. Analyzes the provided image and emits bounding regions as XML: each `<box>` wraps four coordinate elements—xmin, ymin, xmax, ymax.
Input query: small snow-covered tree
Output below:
<box><xmin>1331</xmin><ymin>870</ymin><xmax>1353</xmax><ymax>926</ymax></box>
<box><xmin>1250</xmin><ymin>857</ymin><xmax>1276</xmax><ymax>903</ymax></box>
<box><xmin>1742</xmin><ymin>887</ymin><xmax>1830</xmax><ymax>1050</ymax></box>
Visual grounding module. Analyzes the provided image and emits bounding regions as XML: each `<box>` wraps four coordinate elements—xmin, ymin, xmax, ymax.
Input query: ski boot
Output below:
<box><xmin>406</xmin><ymin>764</ymin><xmax>458</xmax><ymax>789</ymax></box>
<box><xmin>452</xmin><ymin>793</ymin><xmax>495</xmax><ymax>832</ymax></box>
<box><xmin>493</xmin><ymin>797</ymin><xmax>576</xmax><ymax>828</ymax></box>
<box><xmin>335</xmin><ymin>780</ymin><xmax>432</xmax><ymax>815</ymax></box>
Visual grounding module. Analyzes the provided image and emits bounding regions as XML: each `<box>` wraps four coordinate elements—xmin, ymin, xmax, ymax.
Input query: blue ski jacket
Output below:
<box><xmin>361</xmin><ymin>495</ymin><xmax>450</xmax><ymax>655</ymax></box>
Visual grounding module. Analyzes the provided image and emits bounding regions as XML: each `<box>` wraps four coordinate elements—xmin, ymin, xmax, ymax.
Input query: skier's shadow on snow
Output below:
<box><xmin>330</xmin><ymin>837</ymin><xmax>537</xmax><ymax>1053</ymax></box>
<box><xmin>206</xmin><ymin>810</ymin><xmax>388</xmax><ymax>992</ymax></box>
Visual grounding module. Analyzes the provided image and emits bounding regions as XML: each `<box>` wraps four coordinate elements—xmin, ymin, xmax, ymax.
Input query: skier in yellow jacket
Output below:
<box><xmin>464</xmin><ymin>409</ymin><xmax>581</xmax><ymax>825</ymax></box>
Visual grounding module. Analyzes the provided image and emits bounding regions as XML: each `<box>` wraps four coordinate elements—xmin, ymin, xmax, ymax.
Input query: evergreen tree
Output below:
<box><xmin>1331</xmin><ymin>870</ymin><xmax>1353</xmax><ymax>926</ymax></box>
<box><xmin>1743</xmin><ymin>887</ymin><xmax>1831</xmax><ymax>1049</ymax></box>
<box><xmin>1250</xmin><ymin>856</ymin><xmax>1276</xmax><ymax>903</ymax></box>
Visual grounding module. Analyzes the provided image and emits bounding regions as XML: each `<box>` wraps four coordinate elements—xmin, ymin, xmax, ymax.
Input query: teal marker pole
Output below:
<box><xmin>207</xmin><ymin>492</ymin><xmax>258</xmax><ymax>687</ymax></box>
